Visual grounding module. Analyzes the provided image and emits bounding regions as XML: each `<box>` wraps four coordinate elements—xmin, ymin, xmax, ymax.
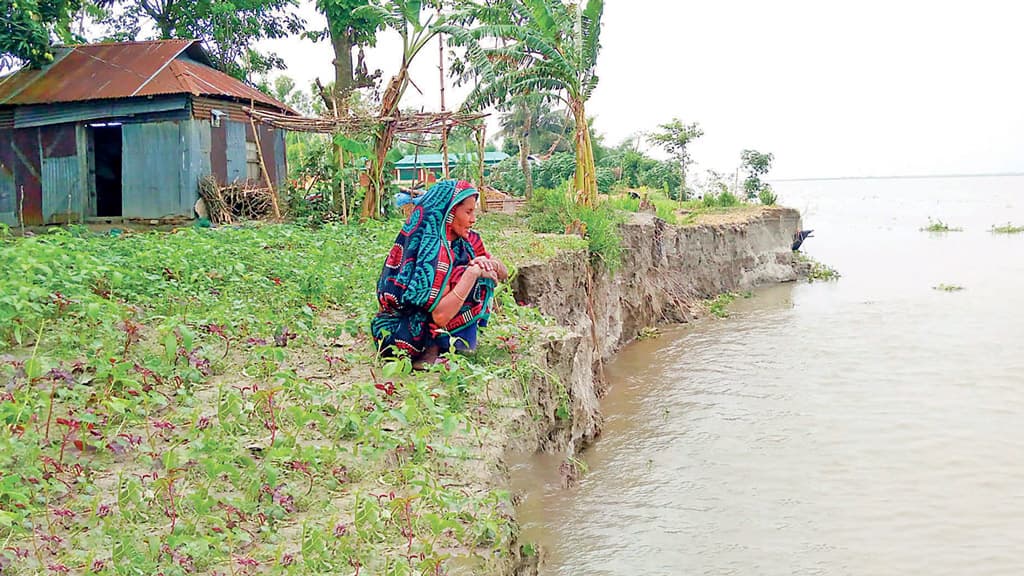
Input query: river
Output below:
<box><xmin>510</xmin><ymin>175</ymin><xmax>1024</xmax><ymax>575</ymax></box>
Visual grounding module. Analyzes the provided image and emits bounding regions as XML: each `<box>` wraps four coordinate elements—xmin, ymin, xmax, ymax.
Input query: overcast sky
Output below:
<box><xmin>260</xmin><ymin>0</ymin><xmax>1024</xmax><ymax>179</ymax></box>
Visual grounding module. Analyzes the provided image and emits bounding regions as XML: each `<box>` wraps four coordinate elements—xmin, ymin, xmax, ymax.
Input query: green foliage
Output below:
<box><xmin>706</xmin><ymin>292</ymin><xmax>736</xmax><ymax>318</ymax></box>
<box><xmin>311</xmin><ymin>0</ymin><xmax>383</xmax><ymax>101</ymax></box>
<box><xmin>702</xmin><ymin>190</ymin><xmax>741</xmax><ymax>208</ymax></box>
<box><xmin>990</xmin><ymin>223</ymin><xmax>1024</xmax><ymax>234</ymax></box>
<box><xmin>617</xmin><ymin>149</ymin><xmax>653</xmax><ymax>187</ymax></box>
<box><xmin>534</xmin><ymin>153</ymin><xmax>577</xmax><ymax>190</ymax></box>
<box><xmin>0</xmin><ymin>215</ymin><xmax>580</xmax><ymax>573</ymax></box>
<box><xmin>441</xmin><ymin>0</ymin><xmax>606</xmax><ymax>205</ymax></box>
<box><xmin>488</xmin><ymin>157</ymin><xmax>528</xmax><ymax>196</ymax></box>
<box><xmin>920</xmin><ymin>218</ymin><xmax>962</xmax><ymax>232</ymax></box>
<box><xmin>604</xmin><ymin>189</ymin><xmax>681</xmax><ymax>224</ymax></box>
<box><xmin>595</xmin><ymin>166</ymin><xmax>617</xmax><ymax>194</ymax></box>
<box><xmin>647</xmin><ymin>118</ymin><xmax>703</xmax><ymax>199</ymax></box>
<box><xmin>796</xmin><ymin>253</ymin><xmax>841</xmax><ymax>282</ymax></box>
<box><xmin>636</xmin><ymin>326</ymin><xmax>660</xmax><ymax>340</ymax></box>
<box><xmin>524</xmin><ymin>185</ymin><xmax>624</xmax><ymax>269</ymax></box>
<box><xmin>740</xmin><ymin>149</ymin><xmax>774</xmax><ymax>200</ymax></box>
<box><xmin>0</xmin><ymin>0</ymin><xmax>81</xmax><ymax>71</ymax></box>
<box><xmin>93</xmin><ymin>0</ymin><xmax>305</xmax><ymax>79</ymax></box>
<box><xmin>282</xmin><ymin>131</ymin><xmax>374</xmax><ymax>224</ymax></box>
<box><xmin>758</xmin><ymin>185</ymin><xmax>778</xmax><ymax>206</ymax></box>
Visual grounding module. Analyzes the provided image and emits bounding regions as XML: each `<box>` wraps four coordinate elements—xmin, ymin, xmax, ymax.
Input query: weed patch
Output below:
<box><xmin>524</xmin><ymin>186</ymin><xmax>626</xmax><ymax>270</ymax></box>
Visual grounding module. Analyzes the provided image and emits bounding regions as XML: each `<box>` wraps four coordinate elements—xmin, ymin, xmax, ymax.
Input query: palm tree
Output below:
<box><xmin>497</xmin><ymin>95</ymin><xmax>573</xmax><ymax>198</ymax></box>
<box><xmin>498</xmin><ymin>95</ymin><xmax>537</xmax><ymax>198</ymax></box>
<box><xmin>440</xmin><ymin>0</ymin><xmax>604</xmax><ymax>206</ymax></box>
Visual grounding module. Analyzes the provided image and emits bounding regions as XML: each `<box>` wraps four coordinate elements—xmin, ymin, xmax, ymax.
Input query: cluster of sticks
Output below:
<box><xmin>199</xmin><ymin>176</ymin><xmax>278</xmax><ymax>224</ymax></box>
<box><xmin>244</xmin><ymin>107</ymin><xmax>487</xmax><ymax>136</ymax></box>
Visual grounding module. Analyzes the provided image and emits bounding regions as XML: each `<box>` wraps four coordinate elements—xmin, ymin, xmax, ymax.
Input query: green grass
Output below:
<box><xmin>920</xmin><ymin>218</ymin><xmax>962</xmax><ymax>232</ymax></box>
<box><xmin>524</xmin><ymin>185</ymin><xmax>626</xmax><ymax>270</ymax></box>
<box><xmin>476</xmin><ymin>212</ymin><xmax>586</xmax><ymax>264</ymax></box>
<box><xmin>0</xmin><ymin>217</ymin><xmax>567</xmax><ymax>574</ymax></box>
<box><xmin>990</xmin><ymin>223</ymin><xmax>1024</xmax><ymax>234</ymax></box>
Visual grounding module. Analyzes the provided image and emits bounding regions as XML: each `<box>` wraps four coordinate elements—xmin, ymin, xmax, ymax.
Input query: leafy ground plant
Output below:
<box><xmin>0</xmin><ymin>215</ymin><xmax>576</xmax><ymax>575</ymax></box>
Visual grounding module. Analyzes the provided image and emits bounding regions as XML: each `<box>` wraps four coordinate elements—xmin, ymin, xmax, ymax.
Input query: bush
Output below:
<box><xmin>702</xmin><ymin>190</ymin><xmax>740</xmax><ymax>208</ymax></box>
<box><xmin>596</xmin><ymin>166</ymin><xmax>617</xmax><ymax>194</ymax></box>
<box><xmin>488</xmin><ymin>157</ymin><xmax>527</xmax><ymax>196</ymax></box>
<box><xmin>638</xmin><ymin>161</ymin><xmax>682</xmax><ymax>199</ymax></box>
<box><xmin>758</xmin><ymin>185</ymin><xmax>777</xmax><ymax>206</ymax></box>
<box><xmin>524</xmin><ymin>184</ymin><xmax>624</xmax><ymax>269</ymax></box>
<box><xmin>524</xmin><ymin>186</ymin><xmax>575</xmax><ymax>233</ymax></box>
<box><xmin>534</xmin><ymin>153</ymin><xmax>576</xmax><ymax>190</ymax></box>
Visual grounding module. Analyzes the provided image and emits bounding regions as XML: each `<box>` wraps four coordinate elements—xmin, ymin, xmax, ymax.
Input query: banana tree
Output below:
<box><xmin>355</xmin><ymin>0</ymin><xmax>447</xmax><ymax>220</ymax></box>
<box><xmin>440</xmin><ymin>0</ymin><xmax>604</xmax><ymax>206</ymax></box>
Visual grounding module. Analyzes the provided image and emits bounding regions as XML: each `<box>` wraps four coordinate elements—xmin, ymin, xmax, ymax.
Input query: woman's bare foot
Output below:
<box><xmin>412</xmin><ymin>344</ymin><xmax>440</xmax><ymax>370</ymax></box>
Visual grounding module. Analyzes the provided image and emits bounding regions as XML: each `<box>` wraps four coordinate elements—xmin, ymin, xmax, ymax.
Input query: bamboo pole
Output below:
<box><xmin>249</xmin><ymin>100</ymin><xmax>281</xmax><ymax>219</ymax></box>
<box><xmin>331</xmin><ymin>97</ymin><xmax>348</xmax><ymax>225</ymax></box>
<box><xmin>19</xmin><ymin>185</ymin><xmax>25</xmax><ymax>235</ymax></box>
<box><xmin>439</xmin><ymin>34</ymin><xmax>449</xmax><ymax>179</ymax></box>
<box><xmin>476</xmin><ymin>124</ymin><xmax>487</xmax><ymax>211</ymax></box>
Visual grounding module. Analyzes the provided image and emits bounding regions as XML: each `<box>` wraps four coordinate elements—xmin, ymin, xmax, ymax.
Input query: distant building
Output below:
<box><xmin>0</xmin><ymin>40</ymin><xmax>296</xmax><ymax>225</ymax></box>
<box><xmin>393</xmin><ymin>152</ymin><xmax>509</xmax><ymax>185</ymax></box>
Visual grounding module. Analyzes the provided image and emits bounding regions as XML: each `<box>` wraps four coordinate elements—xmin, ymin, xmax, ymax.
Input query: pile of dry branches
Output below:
<box><xmin>245</xmin><ymin>107</ymin><xmax>486</xmax><ymax>137</ymax></box>
<box><xmin>199</xmin><ymin>176</ymin><xmax>278</xmax><ymax>224</ymax></box>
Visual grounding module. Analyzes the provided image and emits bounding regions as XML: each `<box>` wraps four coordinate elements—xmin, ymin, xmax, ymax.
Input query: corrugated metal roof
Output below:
<box><xmin>0</xmin><ymin>40</ymin><xmax>292</xmax><ymax>114</ymax></box>
<box><xmin>395</xmin><ymin>152</ymin><xmax>509</xmax><ymax>167</ymax></box>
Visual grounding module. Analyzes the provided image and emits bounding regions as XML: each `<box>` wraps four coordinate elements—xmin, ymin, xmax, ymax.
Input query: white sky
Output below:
<box><xmin>259</xmin><ymin>0</ymin><xmax>1024</xmax><ymax>179</ymax></box>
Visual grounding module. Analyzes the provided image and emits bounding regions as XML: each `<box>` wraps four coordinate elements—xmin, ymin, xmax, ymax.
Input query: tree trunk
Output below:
<box><xmin>518</xmin><ymin>99</ymin><xmax>533</xmax><ymax>199</ymax></box>
<box><xmin>330</xmin><ymin>28</ymin><xmax>356</xmax><ymax>106</ymax></box>
<box><xmin>571</xmin><ymin>100</ymin><xmax>598</xmax><ymax>207</ymax></box>
<box><xmin>679</xmin><ymin>161</ymin><xmax>687</xmax><ymax>200</ymax></box>
<box><xmin>330</xmin><ymin>28</ymin><xmax>355</xmax><ymax>216</ymax></box>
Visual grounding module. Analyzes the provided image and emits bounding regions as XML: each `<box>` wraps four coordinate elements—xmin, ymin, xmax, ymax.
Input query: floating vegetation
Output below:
<box><xmin>796</xmin><ymin>253</ymin><xmax>841</xmax><ymax>282</ymax></box>
<box><xmin>990</xmin><ymin>223</ymin><xmax>1024</xmax><ymax>234</ymax></box>
<box><xmin>920</xmin><ymin>218</ymin><xmax>962</xmax><ymax>232</ymax></box>
<box><xmin>637</xmin><ymin>326</ymin><xmax>661</xmax><ymax>340</ymax></box>
<box><xmin>933</xmin><ymin>283</ymin><xmax>965</xmax><ymax>292</ymax></box>
<box><xmin>706</xmin><ymin>292</ymin><xmax>737</xmax><ymax>318</ymax></box>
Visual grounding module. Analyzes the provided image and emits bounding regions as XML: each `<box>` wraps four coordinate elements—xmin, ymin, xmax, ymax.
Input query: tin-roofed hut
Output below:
<box><xmin>0</xmin><ymin>39</ymin><xmax>295</xmax><ymax>226</ymax></box>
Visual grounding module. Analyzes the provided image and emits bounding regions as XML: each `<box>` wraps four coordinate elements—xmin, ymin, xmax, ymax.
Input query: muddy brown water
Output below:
<box><xmin>510</xmin><ymin>175</ymin><xmax>1024</xmax><ymax>575</ymax></box>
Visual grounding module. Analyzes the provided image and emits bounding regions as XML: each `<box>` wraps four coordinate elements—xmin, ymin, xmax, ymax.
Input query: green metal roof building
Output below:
<box><xmin>393</xmin><ymin>152</ymin><xmax>508</xmax><ymax>183</ymax></box>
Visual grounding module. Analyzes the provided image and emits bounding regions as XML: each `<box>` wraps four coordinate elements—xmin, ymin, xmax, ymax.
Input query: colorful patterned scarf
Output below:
<box><xmin>371</xmin><ymin>180</ymin><xmax>495</xmax><ymax>355</ymax></box>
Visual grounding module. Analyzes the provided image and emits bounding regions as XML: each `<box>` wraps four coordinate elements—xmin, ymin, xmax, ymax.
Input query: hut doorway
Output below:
<box><xmin>90</xmin><ymin>124</ymin><xmax>123</xmax><ymax>217</ymax></box>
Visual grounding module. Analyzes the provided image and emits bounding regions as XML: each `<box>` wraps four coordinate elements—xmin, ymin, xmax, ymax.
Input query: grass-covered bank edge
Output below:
<box><xmin>0</xmin><ymin>217</ymin><xmax>584</xmax><ymax>575</ymax></box>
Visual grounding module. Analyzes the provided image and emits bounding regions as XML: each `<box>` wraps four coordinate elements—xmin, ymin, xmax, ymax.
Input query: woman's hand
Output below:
<box><xmin>470</xmin><ymin>256</ymin><xmax>494</xmax><ymax>272</ymax></box>
<box><xmin>472</xmin><ymin>262</ymin><xmax>499</xmax><ymax>281</ymax></box>
<box><xmin>471</xmin><ymin>257</ymin><xmax>508</xmax><ymax>282</ymax></box>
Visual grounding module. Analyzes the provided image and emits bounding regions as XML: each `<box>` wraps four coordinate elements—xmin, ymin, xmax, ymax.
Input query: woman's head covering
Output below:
<box><xmin>371</xmin><ymin>180</ymin><xmax>495</xmax><ymax>354</ymax></box>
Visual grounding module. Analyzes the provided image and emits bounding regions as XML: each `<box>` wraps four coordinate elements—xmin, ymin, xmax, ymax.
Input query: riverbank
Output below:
<box><xmin>0</xmin><ymin>206</ymin><xmax>801</xmax><ymax>574</ymax></box>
